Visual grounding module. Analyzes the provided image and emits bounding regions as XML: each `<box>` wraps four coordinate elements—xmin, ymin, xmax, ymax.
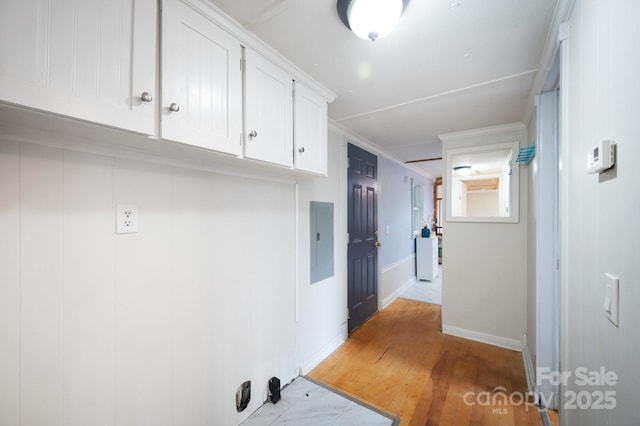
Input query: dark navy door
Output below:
<box><xmin>347</xmin><ymin>143</ymin><xmax>379</xmax><ymax>333</ymax></box>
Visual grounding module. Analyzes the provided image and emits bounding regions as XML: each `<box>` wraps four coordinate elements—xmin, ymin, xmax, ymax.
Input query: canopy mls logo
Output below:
<box><xmin>462</xmin><ymin>386</ymin><xmax>538</xmax><ymax>415</ymax></box>
<box><xmin>462</xmin><ymin>367</ymin><xmax>618</xmax><ymax>414</ymax></box>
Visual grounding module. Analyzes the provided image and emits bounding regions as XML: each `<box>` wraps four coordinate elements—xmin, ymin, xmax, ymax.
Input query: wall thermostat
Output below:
<box><xmin>587</xmin><ymin>140</ymin><xmax>615</xmax><ymax>174</ymax></box>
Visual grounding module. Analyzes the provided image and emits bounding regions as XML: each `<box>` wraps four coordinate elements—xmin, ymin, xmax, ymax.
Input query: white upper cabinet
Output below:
<box><xmin>0</xmin><ymin>0</ymin><xmax>156</xmax><ymax>135</ymax></box>
<box><xmin>161</xmin><ymin>0</ymin><xmax>242</xmax><ymax>156</ymax></box>
<box><xmin>294</xmin><ymin>82</ymin><xmax>328</xmax><ymax>175</ymax></box>
<box><xmin>244</xmin><ymin>48</ymin><xmax>294</xmax><ymax>168</ymax></box>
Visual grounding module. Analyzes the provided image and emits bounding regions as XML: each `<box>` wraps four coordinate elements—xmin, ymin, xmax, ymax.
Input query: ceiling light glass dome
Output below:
<box><xmin>337</xmin><ymin>0</ymin><xmax>408</xmax><ymax>42</ymax></box>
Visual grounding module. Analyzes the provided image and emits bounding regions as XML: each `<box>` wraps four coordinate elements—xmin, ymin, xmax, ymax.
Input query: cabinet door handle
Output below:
<box><xmin>169</xmin><ymin>103</ymin><xmax>180</xmax><ymax>112</ymax></box>
<box><xmin>298</xmin><ymin>147</ymin><xmax>305</xmax><ymax>153</ymax></box>
<box><xmin>140</xmin><ymin>92</ymin><xmax>153</xmax><ymax>102</ymax></box>
<box><xmin>249</xmin><ymin>130</ymin><xmax>258</xmax><ymax>138</ymax></box>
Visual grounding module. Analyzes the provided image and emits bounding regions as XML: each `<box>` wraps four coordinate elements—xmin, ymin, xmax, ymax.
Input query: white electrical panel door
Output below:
<box><xmin>0</xmin><ymin>0</ymin><xmax>156</xmax><ymax>134</ymax></box>
<box><xmin>244</xmin><ymin>48</ymin><xmax>293</xmax><ymax>167</ymax></box>
<box><xmin>161</xmin><ymin>0</ymin><xmax>242</xmax><ymax>155</ymax></box>
<box><xmin>294</xmin><ymin>82</ymin><xmax>328</xmax><ymax>175</ymax></box>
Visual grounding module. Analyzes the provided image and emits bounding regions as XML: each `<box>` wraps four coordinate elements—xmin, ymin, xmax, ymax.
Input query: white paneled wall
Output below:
<box><xmin>20</xmin><ymin>143</ymin><xmax>65</xmax><ymax>426</ymax></box>
<box><xmin>560</xmin><ymin>1</ymin><xmax>640</xmax><ymax>424</ymax></box>
<box><xmin>295</xmin><ymin>129</ymin><xmax>348</xmax><ymax>374</ymax></box>
<box><xmin>0</xmin><ymin>141</ymin><xmax>20</xmax><ymax>426</ymax></box>
<box><xmin>0</xmin><ymin>140</ymin><xmax>296</xmax><ymax>425</ymax></box>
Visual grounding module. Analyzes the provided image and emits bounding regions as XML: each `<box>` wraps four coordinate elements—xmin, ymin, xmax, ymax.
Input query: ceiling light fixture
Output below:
<box><xmin>337</xmin><ymin>0</ymin><xmax>409</xmax><ymax>42</ymax></box>
<box><xmin>453</xmin><ymin>165</ymin><xmax>474</xmax><ymax>176</ymax></box>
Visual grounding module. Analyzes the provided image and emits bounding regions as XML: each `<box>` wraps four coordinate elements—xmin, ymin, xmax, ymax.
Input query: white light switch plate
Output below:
<box><xmin>604</xmin><ymin>273</ymin><xmax>619</xmax><ymax>327</ymax></box>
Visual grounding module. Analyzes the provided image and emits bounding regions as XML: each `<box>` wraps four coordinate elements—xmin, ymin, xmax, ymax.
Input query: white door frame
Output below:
<box><xmin>535</xmin><ymin>51</ymin><xmax>561</xmax><ymax>410</ymax></box>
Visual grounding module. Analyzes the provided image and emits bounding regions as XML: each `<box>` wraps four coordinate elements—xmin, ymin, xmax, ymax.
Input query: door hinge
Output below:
<box><xmin>347</xmin><ymin>309</ymin><xmax>350</xmax><ymax>320</ymax></box>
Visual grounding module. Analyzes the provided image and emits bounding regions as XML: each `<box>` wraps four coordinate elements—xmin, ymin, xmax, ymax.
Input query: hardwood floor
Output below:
<box><xmin>308</xmin><ymin>298</ymin><xmax>542</xmax><ymax>426</ymax></box>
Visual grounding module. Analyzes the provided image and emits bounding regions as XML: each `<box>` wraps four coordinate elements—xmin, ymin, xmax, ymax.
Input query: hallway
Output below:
<box><xmin>308</xmin><ymin>298</ymin><xmax>542</xmax><ymax>425</ymax></box>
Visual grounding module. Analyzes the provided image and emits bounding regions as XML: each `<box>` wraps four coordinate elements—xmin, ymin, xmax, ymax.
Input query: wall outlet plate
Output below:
<box><xmin>116</xmin><ymin>204</ymin><xmax>138</xmax><ymax>234</ymax></box>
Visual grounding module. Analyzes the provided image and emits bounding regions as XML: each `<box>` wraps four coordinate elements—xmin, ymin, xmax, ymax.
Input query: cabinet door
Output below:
<box><xmin>161</xmin><ymin>0</ymin><xmax>242</xmax><ymax>155</ymax></box>
<box><xmin>294</xmin><ymin>82</ymin><xmax>328</xmax><ymax>175</ymax></box>
<box><xmin>244</xmin><ymin>48</ymin><xmax>293</xmax><ymax>167</ymax></box>
<box><xmin>0</xmin><ymin>0</ymin><xmax>156</xmax><ymax>134</ymax></box>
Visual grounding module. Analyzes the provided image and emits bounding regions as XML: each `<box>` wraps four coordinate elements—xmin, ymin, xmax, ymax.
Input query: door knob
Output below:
<box><xmin>375</xmin><ymin>241</ymin><xmax>382</xmax><ymax>248</ymax></box>
<box><xmin>249</xmin><ymin>130</ymin><xmax>258</xmax><ymax>138</ymax></box>
<box><xmin>298</xmin><ymin>147</ymin><xmax>305</xmax><ymax>153</ymax></box>
<box><xmin>140</xmin><ymin>92</ymin><xmax>152</xmax><ymax>102</ymax></box>
<box><xmin>169</xmin><ymin>103</ymin><xmax>180</xmax><ymax>112</ymax></box>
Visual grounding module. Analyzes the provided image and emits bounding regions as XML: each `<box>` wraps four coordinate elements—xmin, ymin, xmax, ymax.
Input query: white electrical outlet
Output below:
<box><xmin>116</xmin><ymin>204</ymin><xmax>139</xmax><ymax>234</ymax></box>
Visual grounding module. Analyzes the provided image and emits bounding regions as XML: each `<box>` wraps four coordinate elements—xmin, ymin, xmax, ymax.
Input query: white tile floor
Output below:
<box><xmin>241</xmin><ymin>377</ymin><xmax>397</xmax><ymax>426</ymax></box>
<box><xmin>399</xmin><ymin>266</ymin><xmax>442</xmax><ymax>305</ymax></box>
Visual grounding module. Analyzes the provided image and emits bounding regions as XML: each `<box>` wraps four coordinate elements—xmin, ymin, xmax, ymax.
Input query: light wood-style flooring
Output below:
<box><xmin>308</xmin><ymin>298</ymin><xmax>543</xmax><ymax>426</ymax></box>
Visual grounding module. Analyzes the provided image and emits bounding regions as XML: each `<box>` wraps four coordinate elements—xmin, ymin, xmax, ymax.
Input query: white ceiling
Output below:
<box><xmin>208</xmin><ymin>0</ymin><xmax>558</xmax><ymax>179</ymax></box>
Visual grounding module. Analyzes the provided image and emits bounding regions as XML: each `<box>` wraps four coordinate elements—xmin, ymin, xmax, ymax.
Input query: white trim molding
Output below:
<box><xmin>522</xmin><ymin>344</ymin><xmax>536</xmax><ymax>394</ymax></box>
<box><xmin>442</xmin><ymin>325</ymin><xmax>524</xmax><ymax>352</ymax></box>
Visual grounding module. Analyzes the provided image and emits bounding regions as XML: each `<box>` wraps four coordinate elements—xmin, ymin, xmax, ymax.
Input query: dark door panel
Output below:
<box><xmin>347</xmin><ymin>143</ymin><xmax>379</xmax><ymax>333</ymax></box>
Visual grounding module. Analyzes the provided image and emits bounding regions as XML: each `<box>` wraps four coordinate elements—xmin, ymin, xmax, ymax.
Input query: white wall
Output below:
<box><xmin>441</xmin><ymin>124</ymin><xmax>528</xmax><ymax>350</ymax></box>
<box><xmin>296</xmin><ymin>128</ymin><xmax>348</xmax><ymax>374</ymax></box>
<box><xmin>0</xmin><ymin>114</ymin><xmax>439</xmax><ymax>425</ymax></box>
<box><xmin>0</xmin><ymin>140</ymin><xmax>297</xmax><ymax>425</ymax></box>
<box><xmin>466</xmin><ymin>190</ymin><xmax>499</xmax><ymax>217</ymax></box>
<box><xmin>560</xmin><ymin>1</ymin><xmax>640</xmax><ymax>424</ymax></box>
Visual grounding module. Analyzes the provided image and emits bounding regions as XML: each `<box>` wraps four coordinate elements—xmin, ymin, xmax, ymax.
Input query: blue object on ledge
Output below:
<box><xmin>421</xmin><ymin>227</ymin><xmax>430</xmax><ymax>238</ymax></box>
<box><xmin>516</xmin><ymin>144</ymin><xmax>536</xmax><ymax>165</ymax></box>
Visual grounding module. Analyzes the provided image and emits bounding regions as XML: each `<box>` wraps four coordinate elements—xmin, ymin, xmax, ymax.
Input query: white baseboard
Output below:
<box><xmin>299</xmin><ymin>332</ymin><xmax>346</xmax><ymax>375</ymax></box>
<box><xmin>522</xmin><ymin>344</ymin><xmax>536</xmax><ymax>394</ymax></box>
<box><xmin>380</xmin><ymin>276</ymin><xmax>416</xmax><ymax>310</ymax></box>
<box><xmin>442</xmin><ymin>325</ymin><xmax>524</xmax><ymax>352</ymax></box>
